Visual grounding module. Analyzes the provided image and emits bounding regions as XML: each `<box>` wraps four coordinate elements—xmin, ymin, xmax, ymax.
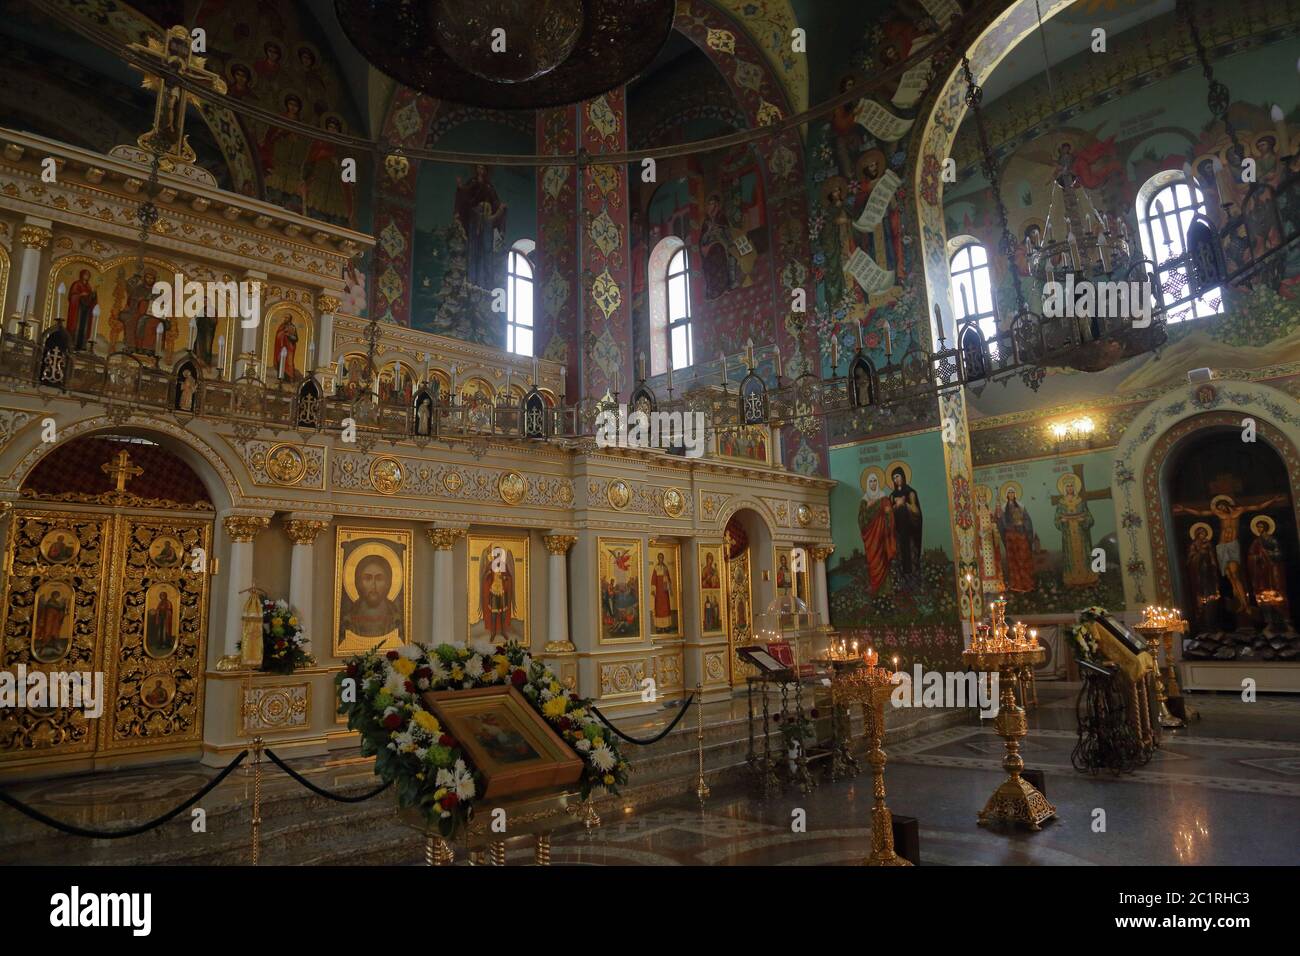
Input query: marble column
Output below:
<box><xmin>543</xmin><ymin>534</ymin><xmax>577</xmax><ymax>652</ymax></box>
<box><xmin>216</xmin><ymin>513</ymin><xmax>271</xmax><ymax>670</ymax></box>
<box><xmin>425</xmin><ymin>527</ymin><xmax>465</xmax><ymax>644</ymax></box>
<box><xmin>811</xmin><ymin>545</ymin><xmax>835</xmax><ymax>629</ymax></box>
<box><xmin>237</xmin><ymin>270</ymin><xmax>267</xmax><ymax>377</ymax></box>
<box><xmin>14</xmin><ymin>220</ymin><xmax>52</xmax><ymax>331</ymax></box>
<box><xmin>315</xmin><ymin>293</ymin><xmax>339</xmax><ymax>379</ymax></box>
<box><xmin>284</xmin><ymin>515</ymin><xmax>330</xmax><ymax>647</ymax></box>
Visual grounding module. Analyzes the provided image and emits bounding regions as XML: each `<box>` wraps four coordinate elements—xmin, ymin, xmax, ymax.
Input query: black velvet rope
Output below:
<box><xmin>589</xmin><ymin>693</ymin><xmax>695</xmax><ymax>746</ymax></box>
<box><xmin>264</xmin><ymin>748</ymin><xmax>393</xmax><ymax>802</ymax></box>
<box><xmin>0</xmin><ymin>749</ymin><xmax>248</xmax><ymax>839</ymax></box>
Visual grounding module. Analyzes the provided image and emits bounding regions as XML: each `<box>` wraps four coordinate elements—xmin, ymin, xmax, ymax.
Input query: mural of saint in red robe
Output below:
<box><xmin>997</xmin><ymin>489</ymin><xmax>1037</xmax><ymax>593</ymax></box>
<box><xmin>858</xmin><ymin>472</ymin><xmax>896</xmax><ymax>593</ymax></box>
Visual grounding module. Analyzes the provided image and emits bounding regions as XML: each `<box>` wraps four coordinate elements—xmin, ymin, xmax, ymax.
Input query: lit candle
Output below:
<box><xmin>560</xmin><ymin>365</ymin><xmax>566</xmax><ymax>396</ymax></box>
<box><xmin>775</xmin><ymin>349</ymin><xmax>783</xmax><ymax>379</ymax></box>
<box><xmin>155</xmin><ymin>323</ymin><xmax>164</xmax><ymax>354</ymax></box>
<box><xmin>217</xmin><ymin>335</ymin><xmax>226</xmax><ymax>369</ymax></box>
<box><xmin>278</xmin><ymin>346</ymin><xmax>287</xmax><ymax>378</ymax></box>
<box><xmin>856</xmin><ymin>318</ymin><xmax>864</xmax><ymax>350</ymax></box>
<box><xmin>830</xmin><ymin>336</ymin><xmax>839</xmax><ymax>371</ymax></box>
<box><xmin>745</xmin><ymin>337</ymin><xmax>755</xmax><ymax>369</ymax></box>
<box><xmin>666</xmin><ymin>361</ymin><xmax>673</xmax><ymax>391</ymax></box>
<box><xmin>719</xmin><ymin>352</ymin><xmax>728</xmax><ymax>383</ymax></box>
<box><xmin>883</xmin><ymin>321</ymin><xmax>892</xmax><ymax>357</ymax></box>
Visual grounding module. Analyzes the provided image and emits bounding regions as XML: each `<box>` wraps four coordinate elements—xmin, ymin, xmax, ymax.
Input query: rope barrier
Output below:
<box><xmin>264</xmin><ymin>748</ymin><xmax>393</xmax><ymax>802</ymax></box>
<box><xmin>0</xmin><ymin>749</ymin><xmax>247</xmax><ymax>839</ymax></box>
<box><xmin>590</xmin><ymin>693</ymin><xmax>695</xmax><ymax>746</ymax></box>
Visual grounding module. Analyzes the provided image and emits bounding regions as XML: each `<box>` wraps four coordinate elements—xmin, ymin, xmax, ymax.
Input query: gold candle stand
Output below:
<box><xmin>1136</xmin><ymin>624</ymin><xmax>1182</xmax><ymax>730</ymax></box>
<box><xmin>963</xmin><ymin>645</ymin><xmax>1056</xmax><ymax>830</ymax></box>
<box><xmin>832</xmin><ymin>665</ymin><xmax>911</xmax><ymax>866</ymax></box>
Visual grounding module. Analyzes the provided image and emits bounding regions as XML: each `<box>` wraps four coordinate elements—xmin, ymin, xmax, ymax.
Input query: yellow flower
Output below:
<box><xmin>392</xmin><ymin>657</ymin><xmax>416</xmax><ymax>677</ymax></box>
<box><xmin>271</xmin><ymin>617</ymin><xmax>282</xmax><ymax>628</ymax></box>
<box><xmin>492</xmin><ymin>655</ymin><xmax>509</xmax><ymax>677</ymax></box>
<box><xmin>451</xmin><ymin>664</ymin><xmax>464</xmax><ymax>680</ymax></box>
<box><xmin>603</xmin><ymin>774</ymin><xmax>614</xmax><ymax>785</ymax></box>
<box><xmin>412</xmin><ymin>710</ymin><xmax>440</xmax><ymax>734</ymax></box>
<box><xmin>288</xmin><ymin>616</ymin><xmax>298</xmax><ymax>627</ymax></box>
<box><xmin>434</xmin><ymin>787</ymin><xmax>447</xmax><ymax>800</ymax></box>
<box><xmin>542</xmin><ymin>696</ymin><xmax>568</xmax><ymax>719</ymax></box>
<box><xmin>549</xmin><ymin>682</ymin><xmax>561</xmax><ymax>695</ymax></box>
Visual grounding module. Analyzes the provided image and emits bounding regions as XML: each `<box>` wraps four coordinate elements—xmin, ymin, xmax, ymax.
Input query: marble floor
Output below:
<box><xmin>494</xmin><ymin>686</ymin><xmax>1300</xmax><ymax>866</ymax></box>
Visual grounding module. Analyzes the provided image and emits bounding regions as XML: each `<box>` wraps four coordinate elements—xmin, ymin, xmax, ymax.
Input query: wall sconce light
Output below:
<box><xmin>1049</xmin><ymin>417</ymin><xmax>1095</xmax><ymax>447</ymax></box>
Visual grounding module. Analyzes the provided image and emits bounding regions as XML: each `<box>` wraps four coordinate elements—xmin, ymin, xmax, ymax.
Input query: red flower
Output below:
<box><xmin>439</xmin><ymin>734</ymin><xmax>456</xmax><ymax>747</ymax></box>
<box><xmin>441</xmin><ymin>793</ymin><xmax>460</xmax><ymax>809</ymax></box>
<box><xmin>382</xmin><ymin>713</ymin><xmax>402</xmax><ymax>731</ymax></box>
<box><xmin>404</xmin><ymin>680</ymin><xmax>416</xmax><ymax>693</ymax></box>
<box><xmin>386</xmin><ymin>650</ymin><xmax>399</xmax><ymax>661</ymax></box>
<box><xmin>510</xmin><ymin>670</ymin><xmax>527</xmax><ymax>687</ymax></box>
<box><xmin>345</xmin><ymin>663</ymin><xmax>357</xmax><ymax>678</ymax></box>
<box><xmin>557</xmin><ymin>717</ymin><xmax>572</xmax><ymax>731</ymax></box>
<box><xmin>415</xmin><ymin>666</ymin><xmax>432</xmax><ymax>681</ymax></box>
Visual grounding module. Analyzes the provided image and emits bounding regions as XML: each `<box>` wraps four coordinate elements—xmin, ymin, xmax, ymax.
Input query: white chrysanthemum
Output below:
<box><xmin>384</xmin><ymin>668</ymin><xmax>407</xmax><ymax>696</ymax></box>
<box><xmin>437</xmin><ymin>759</ymin><xmax>475</xmax><ymax>800</ymax></box>
<box><xmin>427</xmin><ymin>657</ymin><xmax>448</xmax><ymax>682</ymax></box>
<box><xmin>575</xmin><ymin>738</ymin><xmax>592</xmax><ymax>752</ymax></box>
<box><xmin>396</xmin><ymin>643</ymin><xmax>423</xmax><ymax>660</ymax></box>
<box><xmin>521</xmin><ymin>654</ymin><xmax>532</xmax><ymax>670</ymax></box>
<box><xmin>590</xmin><ymin>743</ymin><xmax>616</xmax><ymax>771</ymax></box>
<box><xmin>539</xmin><ymin>685</ymin><xmax>555</xmax><ymax>701</ymax></box>
<box><xmin>464</xmin><ymin>655</ymin><xmax>484</xmax><ymax>679</ymax></box>
<box><xmin>469</xmin><ymin>637</ymin><xmax>496</xmax><ymax>657</ymax></box>
<box><xmin>447</xmin><ymin>639</ymin><xmax>467</xmax><ymax>652</ymax></box>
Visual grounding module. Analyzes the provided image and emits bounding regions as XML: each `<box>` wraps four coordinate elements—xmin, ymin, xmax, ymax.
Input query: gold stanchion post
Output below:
<box><xmin>250</xmin><ymin>735</ymin><xmax>263</xmax><ymax>866</ymax></box>
<box><xmin>694</xmin><ymin>682</ymin><xmax>710</xmax><ymax>803</ymax></box>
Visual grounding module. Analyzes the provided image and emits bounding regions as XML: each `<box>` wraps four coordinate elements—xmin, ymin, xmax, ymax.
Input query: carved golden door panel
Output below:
<box><xmin>100</xmin><ymin>515</ymin><xmax>211</xmax><ymax>753</ymax></box>
<box><xmin>0</xmin><ymin>510</ymin><xmax>212</xmax><ymax>764</ymax></box>
<box><xmin>1</xmin><ymin>510</ymin><xmax>111</xmax><ymax>759</ymax></box>
<box><xmin>725</xmin><ymin>549</ymin><xmax>756</xmax><ymax>686</ymax></box>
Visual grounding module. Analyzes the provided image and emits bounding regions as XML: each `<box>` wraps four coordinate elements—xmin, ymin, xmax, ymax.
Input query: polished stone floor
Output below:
<box><xmin>496</xmin><ymin>685</ymin><xmax>1300</xmax><ymax>866</ymax></box>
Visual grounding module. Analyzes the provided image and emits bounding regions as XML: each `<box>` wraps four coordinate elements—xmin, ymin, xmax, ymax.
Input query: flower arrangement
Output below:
<box><xmin>1068</xmin><ymin>607</ymin><xmax>1111</xmax><ymax>665</ymax></box>
<box><xmin>262</xmin><ymin>599</ymin><xmax>314</xmax><ymax>674</ymax></box>
<box><xmin>337</xmin><ymin>639</ymin><xmax>628</xmax><ymax>835</ymax></box>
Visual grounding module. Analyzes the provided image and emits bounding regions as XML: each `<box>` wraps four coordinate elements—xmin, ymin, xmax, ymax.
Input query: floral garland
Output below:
<box><xmin>262</xmin><ymin>599</ymin><xmax>314</xmax><ymax>674</ymax></box>
<box><xmin>337</xmin><ymin>640</ymin><xmax>628</xmax><ymax>835</ymax></box>
<box><xmin>1067</xmin><ymin>606</ymin><xmax>1110</xmax><ymax>665</ymax></box>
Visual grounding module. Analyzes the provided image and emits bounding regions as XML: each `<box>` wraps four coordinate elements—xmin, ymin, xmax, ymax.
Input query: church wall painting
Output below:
<box><xmin>827</xmin><ymin>429</ymin><xmax>962</xmax><ymax>670</ymax></box>
<box><xmin>1164</xmin><ymin>429</ymin><xmax>1300</xmax><ymax>662</ymax></box>
<box><xmin>941</xmin><ymin>21</ymin><xmax>1300</xmax><ymax>417</ymax></box>
<box><xmin>31</xmin><ymin>580</ymin><xmax>76</xmax><ymax>665</ymax></box>
<box><xmin>972</xmin><ymin>449</ymin><xmax>1125</xmax><ymax>616</ymax></box>
<box><xmin>597</xmin><ymin>537</ymin><xmax>642</xmax><ymax>644</ymax></box>
<box><xmin>648</xmin><ymin>541</ymin><xmax>681</xmax><ymax>639</ymax></box>
<box><xmin>333</xmin><ymin>528</ymin><xmax>411</xmax><ymax>656</ymax></box>
<box><xmin>262</xmin><ymin>303</ymin><xmax>314</xmax><ymax>383</ymax></box>
<box><xmin>467</xmin><ymin>534</ymin><xmax>529</xmax><ymax>646</ymax></box>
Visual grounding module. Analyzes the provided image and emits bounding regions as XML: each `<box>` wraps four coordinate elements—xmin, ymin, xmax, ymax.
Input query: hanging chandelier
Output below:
<box><xmin>334</xmin><ymin>0</ymin><xmax>676</xmax><ymax>109</ymax></box>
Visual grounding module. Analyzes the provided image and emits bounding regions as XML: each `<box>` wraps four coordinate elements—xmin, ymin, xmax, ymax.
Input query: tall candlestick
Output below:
<box><xmin>217</xmin><ymin>335</ymin><xmax>226</xmax><ymax>370</ymax></box>
<box><xmin>278</xmin><ymin>346</ymin><xmax>287</xmax><ymax>379</ymax></box>
<box><xmin>189</xmin><ymin>317</ymin><xmax>197</xmax><ymax>350</ymax></box>
<box><xmin>155</xmin><ymin>323</ymin><xmax>164</xmax><ymax>355</ymax></box>
<box><xmin>666</xmin><ymin>361</ymin><xmax>673</xmax><ymax>391</ymax></box>
<box><xmin>775</xmin><ymin>349</ymin><xmax>783</xmax><ymax>379</ymax></box>
<box><xmin>883</xmin><ymin>321</ymin><xmax>892</xmax><ymax>358</ymax></box>
<box><xmin>856</xmin><ymin>318</ymin><xmax>864</xmax><ymax>350</ymax></box>
<box><xmin>532</xmin><ymin>355</ymin><xmax>539</xmax><ymax>385</ymax></box>
<box><xmin>560</xmin><ymin>364</ymin><xmax>566</xmax><ymax>397</ymax></box>
<box><xmin>639</xmin><ymin>352</ymin><xmax>646</xmax><ymax>381</ymax></box>
<box><xmin>745</xmin><ymin>337</ymin><xmax>754</xmax><ymax>369</ymax></box>
<box><xmin>830</xmin><ymin>336</ymin><xmax>839</xmax><ymax>371</ymax></box>
<box><xmin>719</xmin><ymin>352</ymin><xmax>727</xmax><ymax>384</ymax></box>
<box><xmin>505</xmin><ymin>368</ymin><xmax>512</xmax><ymax>397</ymax></box>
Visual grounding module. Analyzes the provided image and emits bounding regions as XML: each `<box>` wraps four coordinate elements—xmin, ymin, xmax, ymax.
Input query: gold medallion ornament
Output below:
<box><xmin>796</xmin><ymin>503</ymin><xmax>812</xmax><ymax>527</ymax></box>
<box><xmin>498</xmin><ymin>471</ymin><xmax>527</xmax><ymax>506</ymax></box>
<box><xmin>607</xmin><ymin>479</ymin><xmax>631</xmax><ymax>510</ymax></box>
<box><xmin>265</xmin><ymin>443</ymin><xmax>306</xmax><ymax>485</ymax></box>
<box><xmin>662</xmin><ymin>487</ymin><xmax>685</xmax><ymax>518</ymax></box>
<box><xmin>370</xmin><ymin>456</ymin><xmax>404</xmax><ymax>495</ymax></box>
<box><xmin>443</xmin><ymin>471</ymin><xmax>464</xmax><ymax>494</ymax></box>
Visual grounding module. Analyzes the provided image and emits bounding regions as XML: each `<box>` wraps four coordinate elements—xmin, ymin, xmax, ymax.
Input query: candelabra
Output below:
<box><xmin>1136</xmin><ymin>605</ymin><xmax>1190</xmax><ymax>728</ymax></box>
<box><xmin>963</xmin><ymin>597</ymin><xmax>1056</xmax><ymax>830</ymax></box>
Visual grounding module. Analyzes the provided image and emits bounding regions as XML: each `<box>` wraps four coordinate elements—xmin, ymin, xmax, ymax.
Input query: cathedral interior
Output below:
<box><xmin>0</xmin><ymin>0</ymin><xmax>1299</xmax><ymax>890</ymax></box>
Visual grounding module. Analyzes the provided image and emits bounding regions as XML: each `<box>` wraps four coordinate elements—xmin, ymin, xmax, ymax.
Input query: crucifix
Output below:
<box><xmin>101</xmin><ymin>451</ymin><xmax>144</xmax><ymax>494</ymax></box>
<box><xmin>1048</xmin><ymin>464</ymin><xmax>1111</xmax><ymax>509</ymax></box>
<box><xmin>128</xmin><ymin>25</ymin><xmax>227</xmax><ymax>163</ymax></box>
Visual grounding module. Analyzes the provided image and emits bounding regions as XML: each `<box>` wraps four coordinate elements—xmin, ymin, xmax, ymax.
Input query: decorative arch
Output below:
<box><xmin>1112</xmin><ymin>380</ymin><xmax>1300</xmax><ymax>607</ymax></box>
<box><xmin>2</xmin><ymin>415</ymin><xmax>242</xmax><ymax>512</ymax></box>
<box><xmin>715</xmin><ymin>495</ymin><xmax>777</xmax><ymax>537</ymax></box>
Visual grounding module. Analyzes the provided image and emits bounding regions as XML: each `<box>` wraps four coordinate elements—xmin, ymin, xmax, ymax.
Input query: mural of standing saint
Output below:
<box><xmin>479</xmin><ymin>546</ymin><xmax>516</xmax><ymax>641</ymax></box>
<box><xmin>453</xmin><ymin>165</ymin><xmax>507</xmax><ymax>289</ymax></box>
<box><xmin>1185</xmin><ymin>523</ymin><xmax>1221</xmax><ymax>627</ymax></box>
<box><xmin>997</xmin><ymin>483</ymin><xmax>1037</xmax><ymax>593</ymax></box>
<box><xmin>1055</xmin><ymin>473</ymin><xmax>1098</xmax><ymax>587</ymax></box>
<box><xmin>1247</xmin><ymin>515</ymin><xmax>1289</xmax><ymax>621</ymax></box>
<box><xmin>888</xmin><ymin>463</ymin><xmax>922</xmax><ymax>589</ymax></box>
<box><xmin>858</xmin><ymin>466</ymin><xmax>895</xmax><ymax>593</ymax></box>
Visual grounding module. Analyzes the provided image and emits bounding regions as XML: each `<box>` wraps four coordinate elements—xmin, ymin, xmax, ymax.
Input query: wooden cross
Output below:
<box><xmin>1050</xmin><ymin>463</ymin><xmax>1112</xmax><ymax>508</ymax></box>
<box><xmin>101</xmin><ymin>451</ymin><xmax>144</xmax><ymax>493</ymax></box>
<box><xmin>128</xmin><ymin>25</ymin><xmax>227</xmax><ymax>163</ymax></box>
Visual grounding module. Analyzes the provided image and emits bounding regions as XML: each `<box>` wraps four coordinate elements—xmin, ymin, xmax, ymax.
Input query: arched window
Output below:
<box><xmin>949</xmin><ymin>242</ymin><xmax>998</xmax><ymax>342</ymax></box>
<box><xmin>666</xmin><ymin>247</ymin><xmax>693</xmax><ymax>371</ymax></box>
<box><xmin>506</xmin><ymin>239</ymin><xmax>534</xmax><ymax>356</ymax></box>
<box><xmin>1136</xmin><ymin>176</ymin><xmax>1222</xmax><ymax>323</ymax></box>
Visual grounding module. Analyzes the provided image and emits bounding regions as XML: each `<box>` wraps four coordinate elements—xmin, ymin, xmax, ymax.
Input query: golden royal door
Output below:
<box><xmin>1</xmin><ymin>507</ymin><xmax>212</xmax><ymax>769</ymax></box>
<box><xmin>725</xmin><ymin>548</ymin><xmax>755</xmax><ymax>686</ymax></box>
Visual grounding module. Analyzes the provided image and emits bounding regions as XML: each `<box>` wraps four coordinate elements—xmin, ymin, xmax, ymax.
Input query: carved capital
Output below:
<box><xmin>810</xmin><ymin>544</ymin><xmax>835</xmax><ymax>562</ymax></box>
<box><xmin>223</xmin><ymin>514</ymin><xmax>270</xmax><ymax>542</ymax></box>
<box><xmin>317</xmin><ymin>294</ymin><xmax>341</xmax><ymax>315</ymax></box>
<box><xmin>284</xmin><ymin>518</ymin><xmax>329</xmax><ymax>545</ymax></box>
<box><xmin>543</xmin><ymin>534</ymin><xmax>577</xmax><ymax>556</ymax></box>
<box><xmin>425</xmin><ymin>527</ymin><xmax>465</xmax><ymax>551</ymax></box>
<box><xmin>18</xmin><ymin>225</ymin><xmax>52</xmax><ymax>250</ymax></box>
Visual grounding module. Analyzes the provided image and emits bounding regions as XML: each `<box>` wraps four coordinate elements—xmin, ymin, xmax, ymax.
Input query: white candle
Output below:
<box><xmin>560</xmin><ymin>365</ymin><xmax>566</xmax><ymax>396</ymax></box>
<box><xmin>505</xmin><ymin>368</ymin><xmax>512</xmax><ymax>396</ymax></box>
<box><xmin>189</xmin><ymin>317</ymin><xmax>197</xmax><ymax>350</ymax></box>
<box><xmin>278</xmin><ymin>346</ymin><xmax>287</xmax><ymax>378</ymax></box>
<box><xmin>666</xmin><ymin>361</ymin><xmax>673</xmax><ymax>391</ymax></box>
<box><xmin>745</xmin><ymin>337</ymin><xmax>754</xmax><ymax>369</ymax></box>
<box><xmin>532</xmin><ymin>355</ymin><xmax>539</xmax><ymax>384</ymax></box>
<box><xmin>719</xmin><ymin>352</ymin><xmax>728</xmax><ymax>383</ymax></box>
<box><xmin>56</xmin><ymin>283</ymin><xmax>65</xmax><ymax>320</ymax></box>
<box><xmin>830</xmin><ymin>336</ymin><xmax>839</xmax><ymax>370</ymax></box>
<box><xmin>218</xmin><ymin>335</ymin><xmax>226</xmax><ymax>369</ymax></box>
<box><xmin>639</xmin><ymin>351</ymin><xmax>646</xmax><ymax>381</ymax></box>
<box><xmin>155</xmin><ymin>323</ymin><xmax>164</xmax><ymax>354</ymax></box>
<box><xmin>856</xmin><ymin>319</ymin><xmax>864</xmax><ymax>350</ymax></box>
<box><xmin>775</xmin><ymin>349</ymin><xmax>782</xmax><ymax>378</ymax></box>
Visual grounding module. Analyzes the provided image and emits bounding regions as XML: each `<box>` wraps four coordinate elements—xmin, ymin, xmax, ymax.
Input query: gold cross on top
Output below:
<box><xmin>102</xmin><ymin>450</ymin><xmax>144</xmax><ymax>493</ymax></box>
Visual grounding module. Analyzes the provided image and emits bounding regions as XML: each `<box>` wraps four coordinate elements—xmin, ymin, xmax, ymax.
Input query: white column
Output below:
<box><xmin>811</xmin><ymin>544</ymin><xmax>834</xmax><ymax>628</ymax></box>
<box><xmin>543</xmin><ymin>534</ymin><xmax>576</xmax><ymax>652</ymax></box>
<box><xmin>316</xmin><ymin>293</ymin><xmax>339</xmax><ymax>374</ymax></box>
<box><xmin>284</xmin><ymin>515</ymin><xmax>330</xmax><ymax>644</ymax></box>
<box><xmin>237</xmin><ymin>269</ymin><xmax>266</xmax><ymax>377</ymax></box>
<box><xmin>216</xmin><ymin>513</ymin><xmax>270</xmax><ymax>670</ymax></box>
<box><xmin>14</xmin><ymin>220</ymin><xmax>52</xmax><ymax>330</ymax></box>
<box><xmin>425</xmin><ymin>527</ymin><xmax>464</xmax><ymax>643</ymax></box>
